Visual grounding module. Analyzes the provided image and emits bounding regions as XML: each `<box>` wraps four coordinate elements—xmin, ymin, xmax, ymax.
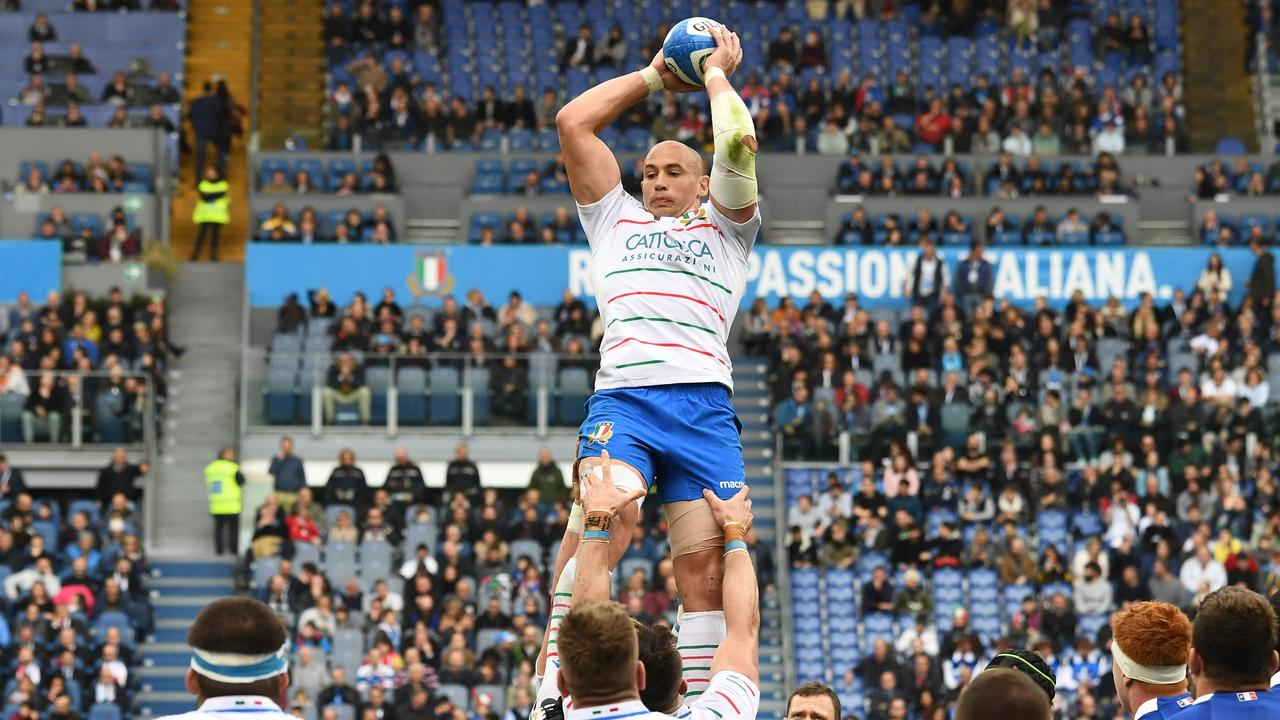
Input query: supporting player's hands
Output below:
<box><xmin>703</xmin><ymin>486</ymin><xmax>753</xmax><ymax>531</ymax></box>
<box><xmin>703</xmin><ymin>25</ymin><xmax>743</xmax><ymax>80</ymax></box>
<box><xmin>648</xmin><ymin>51</ymin><xmax>702</xmax><ymax>94</ymax></box>
<box><xmin>579</xmin><ymin>450</ymin><xmax>646</xmax><ymax>517</ymax></box>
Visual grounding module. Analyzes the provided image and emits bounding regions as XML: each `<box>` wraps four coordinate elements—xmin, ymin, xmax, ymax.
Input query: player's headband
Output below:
<box><xmin>190</xmin><ymin>642</ymin><xmax>290</xmax><ymax>684</ymax></box>
<box><xmin>1110</xmin><ymin>639</ymin><xmax>1186</xmax><ymax>686</ymax></box>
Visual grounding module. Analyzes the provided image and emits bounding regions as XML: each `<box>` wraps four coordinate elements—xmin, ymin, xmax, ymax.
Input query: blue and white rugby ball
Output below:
<box><xmin>662</xmin><ymin>17</ymin><xmax>721</xmax><ymax>86</ymax></box>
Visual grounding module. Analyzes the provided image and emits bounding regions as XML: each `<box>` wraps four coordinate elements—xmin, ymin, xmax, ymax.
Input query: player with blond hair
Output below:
<box><xmin>1110</xmin><ymin>601</ymin><xmax>1194</xmax><ymax>719</ymax></box>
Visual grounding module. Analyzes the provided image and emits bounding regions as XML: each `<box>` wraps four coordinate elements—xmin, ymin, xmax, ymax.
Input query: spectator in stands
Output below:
<box><xmin>268</xmin><ymin>436</ymin><xmax>306</xmax><ymax>510</ymax></box>
<box><xmin>19</xmin><ymin>75</ymin><xmax>48</xmax><ymax>106</ymax></box>
<box><xmin>20</xmin><ymin>372</ymin><xmax>65</xmax><ymax>443</ymax></box>
<box><xmin>28</xmin><ymin>13</ymin><xmax>56</xmax><ymax>42</ymax></box>
<box><xmin>95</xmin><ymin>447</ymin><xmax>147</xmax><ymax>506</ymax></box>
<box><xmin>1247</xmin><ymin>236</ymin><xmax>1275</xmax><ymax>310</ymax></box>
<box><xmin>67</xmin><ymin>43</ymin><xmax>95</xmax><ymax>74</ymax></box>
<box><xmin>915</xmin><ymin>100</ymin><xmax>952</xmax><ymax>150</ymax></box>
<box><xmin>96</xmin><ymin>223</ymin><xmax>140</xmax><ymax>263</ymax></box>
<box><xmin>101</xmin><ymin>72</ymin><xmax>133</xmax><ymax>105</ymax></box>
<box><xmin>151</xmin><ymin>72</ymin><xmax>180</xmax><ymax>104</ymax></box>
<box><xmin>15</xmin><ymin>167</ymin><xmax>49</xmax><ymax>195</ymax></box>
<box><xmin>50</xmin><ymin>74</ymin><xmax>91</xmax><ymax>106</ymax></box>
<box><xmin>444</xmin><ymin>443</ymin><xmax>480</xmax><ymax>500</ymax></box>
<box><xmin>594</xmin><ymin>25</ymin><xmax>627</xmax><ymax>68</ymax></box>
<box><xmin>322</xmin><ymin>352</ymin><xmax>371</xmax><ymax>425</ymax></box>
<box><xmin>561</xmin><ymin>24</ymin><xmax>595</xmax><ymax>69</ymax></box>
<box><xmin>1056</xmin><ymin>208</ymin><xmax>1088</xmax><ymax>241</ymax></box>
<box><xmin>0</xmin><ymin>455</ymin><xmax>28</xmax><ymax>499</ymax></box>
<box><xmin>954</xmin><ymin>241</ymin><xmax>993</xmax><ymax>311</ymax></box>
<box><xmin>905</xmin><ymin>235</ymin><xmax>949</xmax><ymax>312</ymax></box>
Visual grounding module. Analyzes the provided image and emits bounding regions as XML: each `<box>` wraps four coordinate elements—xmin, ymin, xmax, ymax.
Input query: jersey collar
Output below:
<box><xmin>1133</xmin><ymin>697</ymin><xmax>1160</xmax><ymax>720</ymax></box>
<box><xmin>1271</xmin><ymin>670</ymin><xmax>1280</xmax><ymax>688</ymax></box>
<box><xmin>199</xmin><ymin>696</ymin><xmax>284</xmax><ymax>713</ymax></box>
<box><xmin>566</xmin><ymin>699</ymin><xmax>650</xmax><ymax>720</ymax></box>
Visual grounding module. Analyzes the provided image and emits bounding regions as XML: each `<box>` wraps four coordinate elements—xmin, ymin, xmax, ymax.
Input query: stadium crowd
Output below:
<box><xmin>271</xmin><ymin>285</ymin><xmax>601</xmax><ymax>426</ymax></box>
<box><xmin>767</xmin><ymin>242</ymin><xmax>1280</xmax><ymax>716</ymax></box>
<box><xmin>249</xmin><ymin>440</ymin><xmax>775</xmax><ymax>720</ymax></box>
<box><xmin>0</xmin><ymin>451</ymin><xmax>154</xmax><ymax>720</ymax></box>
<box><xmin>1</xmin><ymin>289</ymin><xmax>180</xmax><ymax>444</ymax></box>
<box><xmin>319</xmin><ymin>0</ymin><xmax>1186</xmax><ymax>157</ymax></box>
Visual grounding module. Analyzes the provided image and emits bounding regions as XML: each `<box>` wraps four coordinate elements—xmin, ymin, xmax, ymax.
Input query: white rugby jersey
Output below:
<box><xmin>577</xmin><ymin>184</ymin><xmax>760</xmax><ymax>393</ymax></box>
<box><xmin>156</xmin><ymin>695</ymin><xmax>294</xmax><ymax>720</ymax></box>
<box><xmin>676</xmin><ymin>671</ymin><xmax>762</xmax><ymax>720</ymax></box>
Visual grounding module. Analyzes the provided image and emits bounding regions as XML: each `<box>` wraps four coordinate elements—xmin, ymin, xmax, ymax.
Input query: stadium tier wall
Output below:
<box><xmin>250</xmin><ymin>151</ymin><xmax>1268</xmax><ymax>238</ymax></box>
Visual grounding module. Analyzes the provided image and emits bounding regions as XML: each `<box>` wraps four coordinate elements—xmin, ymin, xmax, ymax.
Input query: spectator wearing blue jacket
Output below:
<box><xmin>268</xmin><ymin>435</ymin><xmax>307</xmax><ymax>510</ymax></box>
<box><xmin>954</xmin><ymin>240</ymin><xmax>993</xmax><ymax>312</ymax></box>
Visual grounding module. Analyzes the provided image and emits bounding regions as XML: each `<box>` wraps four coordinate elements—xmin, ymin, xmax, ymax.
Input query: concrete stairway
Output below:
<box><xmin>153</xmin><ymin>262</ymin><xmax>245</xmax><ymax>556</ymax></box>
<box><xmin>1181</xmin><ymin>0</ymin><xmax>1257</xmax><ymax>151</ymax></box>
<box><xmin>732</xmin><ymin>358</ymin><xmax>785</xmax><ymax>720</ymax></box>
<box><xmin>258</xmin><ymin>0</ymin><xmax>326</xmax><ymax>151</ymax></box>
<box><xmin>171</xmin><ymin>0</ymin><xmax>252</xmax><ymax>262</ymax></box>
<box><xmin>137</xmin><ymin>559</ymin><xmax>237</xmax><ymax>716</ymax></box>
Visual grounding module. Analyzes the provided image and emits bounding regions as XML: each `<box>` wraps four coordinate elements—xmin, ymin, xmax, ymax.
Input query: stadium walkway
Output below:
<box><xmin>171</xmin><ymin>0</ymin><xmax>252</xmax><ymax>261</ymax></box>
<box><xmin>1183</xmin><ymin>0</ymin><xmax>1257</xmax><ymax>151</ymax></box>
<box><xmin>153</xmin><ymin>261</ymin><xmax>245</xmax><ymax>557</ymax></box>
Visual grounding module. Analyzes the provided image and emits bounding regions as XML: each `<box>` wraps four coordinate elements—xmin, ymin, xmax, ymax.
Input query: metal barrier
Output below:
<box><xmin>0</xmin><ymin>369</ymin><xmax>159</xmax><ymax>549</ymax></box>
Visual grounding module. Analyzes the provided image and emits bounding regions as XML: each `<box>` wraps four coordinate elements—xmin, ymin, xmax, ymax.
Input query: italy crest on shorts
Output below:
<box><xmin>586</xmin><ymin>421</ymin><xmax>614</xmax><ymax>445</ymax></box>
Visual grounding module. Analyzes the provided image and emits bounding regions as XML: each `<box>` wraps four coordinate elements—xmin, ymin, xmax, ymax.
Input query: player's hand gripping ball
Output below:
<box><xmin>662</xmin><ymin>17</ymin><xmax>722</xmax><ymax>86</ymax></box>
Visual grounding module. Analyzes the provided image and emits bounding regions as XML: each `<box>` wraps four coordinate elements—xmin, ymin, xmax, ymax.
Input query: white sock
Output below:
<box><xmin>675</xmin><ymin>610</ymin><xmax>726</xmax><ymax>697</ymax></box>
<box><xmin>535</xmin><ymin>556</ymin><xmax>577</xmax><ymax>706</ymax></box>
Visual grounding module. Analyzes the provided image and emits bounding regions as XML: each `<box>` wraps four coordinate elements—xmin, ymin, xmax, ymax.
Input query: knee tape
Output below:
<box><xmin>578</xmin><ymin>457</ymin><xmax>646</xmax><ymax>512</ymax></box>
<box><xmin>665</xmin><ymin>500</ymin><xmax>725</xmax><ymax>557</ymax></box>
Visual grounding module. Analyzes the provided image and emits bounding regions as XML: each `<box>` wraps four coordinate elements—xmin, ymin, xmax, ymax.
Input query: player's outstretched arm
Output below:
<box><xmin>702</xmin><ymin>27</ymin><xmax>758</xmax><ymax>225</ymax></box>
<box><xmin>556</xmin><ymin>56</ymin><xmax>697</xmax><ymax>206</ymax></box>
<box><xmin>575</xmin><ymin>450</ymin><xmax>646</xmax><ymax>604</ymax></box>
<box><xmin>702</xmin><ymin>487</ymin><xmax>761</xmax><ymax>684</ymax></box>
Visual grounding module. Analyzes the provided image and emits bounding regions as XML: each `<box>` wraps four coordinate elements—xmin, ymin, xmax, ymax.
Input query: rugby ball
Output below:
<box><xmin>662</xmin><ymin>17</ymin><xmax>721</xmax><ymax>86</ymax></box>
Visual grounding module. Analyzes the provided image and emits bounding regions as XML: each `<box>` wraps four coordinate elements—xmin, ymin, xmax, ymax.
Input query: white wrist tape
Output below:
<box><xmin>567</xmin><ymin>502</ymin><xmax>584</xmax><ymax>534</ymax></box>
<box><xmin>639</xmin><ymin>66</ymin><xmax>662</xmax><ymax>95</ymax></box>
<box><xmin>709</xmin><ymin>83</ymin><xmax>758</xmax><ymax>210</ymax></box>
<box><xmin>704</xmin><ymin>66</ymin><xmax>726</xmax><ymax>82</ymax></box>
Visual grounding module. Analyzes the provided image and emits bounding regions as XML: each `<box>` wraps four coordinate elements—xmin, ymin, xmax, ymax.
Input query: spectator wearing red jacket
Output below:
<box><xmin>914</xmin><ymin>99</ymin><xmax>952</xmax><ymax>149</ymax></box>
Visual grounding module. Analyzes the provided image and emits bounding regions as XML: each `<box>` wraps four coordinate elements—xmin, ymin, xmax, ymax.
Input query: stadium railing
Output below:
<box><xmin>241</xmin><ymin>349</ymin><xmax>598</xmax><ymax>437</ymax></box>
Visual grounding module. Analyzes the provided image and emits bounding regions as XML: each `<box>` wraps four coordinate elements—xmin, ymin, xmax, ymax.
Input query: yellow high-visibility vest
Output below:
<box><xmin>204</xmin><ymin>458</ymin><xmax>241</xmax><ymax>515</ymax></box>
<box><xmin>192</xmin><ymin>179</ymin><xmax>230</xmax><ymax>225</ymax></box>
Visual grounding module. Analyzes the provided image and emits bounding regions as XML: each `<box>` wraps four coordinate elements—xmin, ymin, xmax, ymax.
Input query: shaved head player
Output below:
<box><xmin>158</xmin><ymin>597</ymin><xmax>293</xmax><ymax>720</ymax></box>
<box><xmin>541</xmin><ymin>22</ymin><xmax>760</xmax><ymax>701</ymax></box>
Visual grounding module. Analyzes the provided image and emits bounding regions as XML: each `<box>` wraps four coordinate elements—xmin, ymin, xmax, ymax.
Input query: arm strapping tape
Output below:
<box><xmin>708</xmin><ymin>69</ymin><xmax>758</xmax><ymax>210</ymax></box>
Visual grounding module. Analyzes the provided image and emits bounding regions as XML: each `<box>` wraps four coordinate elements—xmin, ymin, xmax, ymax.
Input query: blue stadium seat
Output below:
<box><xmin>556</xmin><ymin>367</ymin><xmax>590</xmax><ymax>426</ymax></box>
<box><xmin>429</xmin><ymin>366</ymin><xmax>460</xmax><ymax>425</ymax></box>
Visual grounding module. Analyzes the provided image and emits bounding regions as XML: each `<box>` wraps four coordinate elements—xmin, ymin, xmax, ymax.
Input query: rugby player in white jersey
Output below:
<box><xmin>158</xmin><ymin>597</ymin><xmax>294</xmax><ymax>720</ymax></box>
<box><xmin>536</xmin><ymin>452</ymin><xmax>760</xmax><ymax>719</ymax></box>
<box><xmin>546</xmin><ymin>452</ymin><xmax>759</xmax><ymax>720</ymax></box>
<box><xmin>548</xmin><ymin>22</ymin><xmax>760</xmax><ymax>694</ymax></box>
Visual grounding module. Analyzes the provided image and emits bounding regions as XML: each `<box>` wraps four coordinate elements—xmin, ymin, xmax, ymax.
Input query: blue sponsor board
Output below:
<box><xmin>0</xmin><ymin>241</ymin><xmax>61</xmax><ymax>303</ymax></box>
<box><xmin>246</xmin><ymin>244</ymin><xmax>1260</xmax><ymax>310</ymax></box>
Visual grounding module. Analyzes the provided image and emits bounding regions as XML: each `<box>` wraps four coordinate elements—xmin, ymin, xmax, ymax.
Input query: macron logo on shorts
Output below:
<box><xmin>718</xmin><ymin>480</ymin><xmax>744</xmax><ymax>489</ymax></box>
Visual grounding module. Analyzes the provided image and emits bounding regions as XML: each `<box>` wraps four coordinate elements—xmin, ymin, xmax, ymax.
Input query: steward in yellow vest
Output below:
<box><xmin>191</xmin><ymin>166</ymin><xmax>229</xmax><ymax>261</ymax></box>
<box><xmin>204</xmin><ymin>447</ymin><xmax>244</xmax><ymax>556</ymax></box>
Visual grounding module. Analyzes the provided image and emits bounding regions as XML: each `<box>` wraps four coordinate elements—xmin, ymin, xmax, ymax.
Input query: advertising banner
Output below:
<box><xmin>247</xmin><ymin>244</ymin><xmax>1259</xmax><ymax>310</ymax></box>
<box><xmin>0</xmin><ymin>241</ymin><xmax>61</xmax><ymax>303</ymax></box>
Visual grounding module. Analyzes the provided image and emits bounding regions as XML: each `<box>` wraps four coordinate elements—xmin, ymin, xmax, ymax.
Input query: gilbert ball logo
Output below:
<box><xmin>408</xmin><ymin>251</ymin><xmax>455</xmax><ymax>297</ymax></box>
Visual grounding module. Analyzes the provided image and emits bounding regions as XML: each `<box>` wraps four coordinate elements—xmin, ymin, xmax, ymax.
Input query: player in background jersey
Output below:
<box><xmin>156</xmin><ymin>597</ymin><xmax>294</xmax><ymax>720</ymax></box>
<box><xmin>537</xmin><ymin>450</ymin><xmax>760</xmax><ymax>720</ymax></box>
<box><xmin>548</xmin><ymin>22</ymin><xmax>760</xmax><ymax>694</ymax></box>
<box><xmin>1178</xmin><ymin>587</ymin><xmax>1280</xmax><ymax>719</ymax></box>
<box><xmin>1109</xmin><ymin>602</ymin><xmax>1194</xmax><ymax>720</ymax></box>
